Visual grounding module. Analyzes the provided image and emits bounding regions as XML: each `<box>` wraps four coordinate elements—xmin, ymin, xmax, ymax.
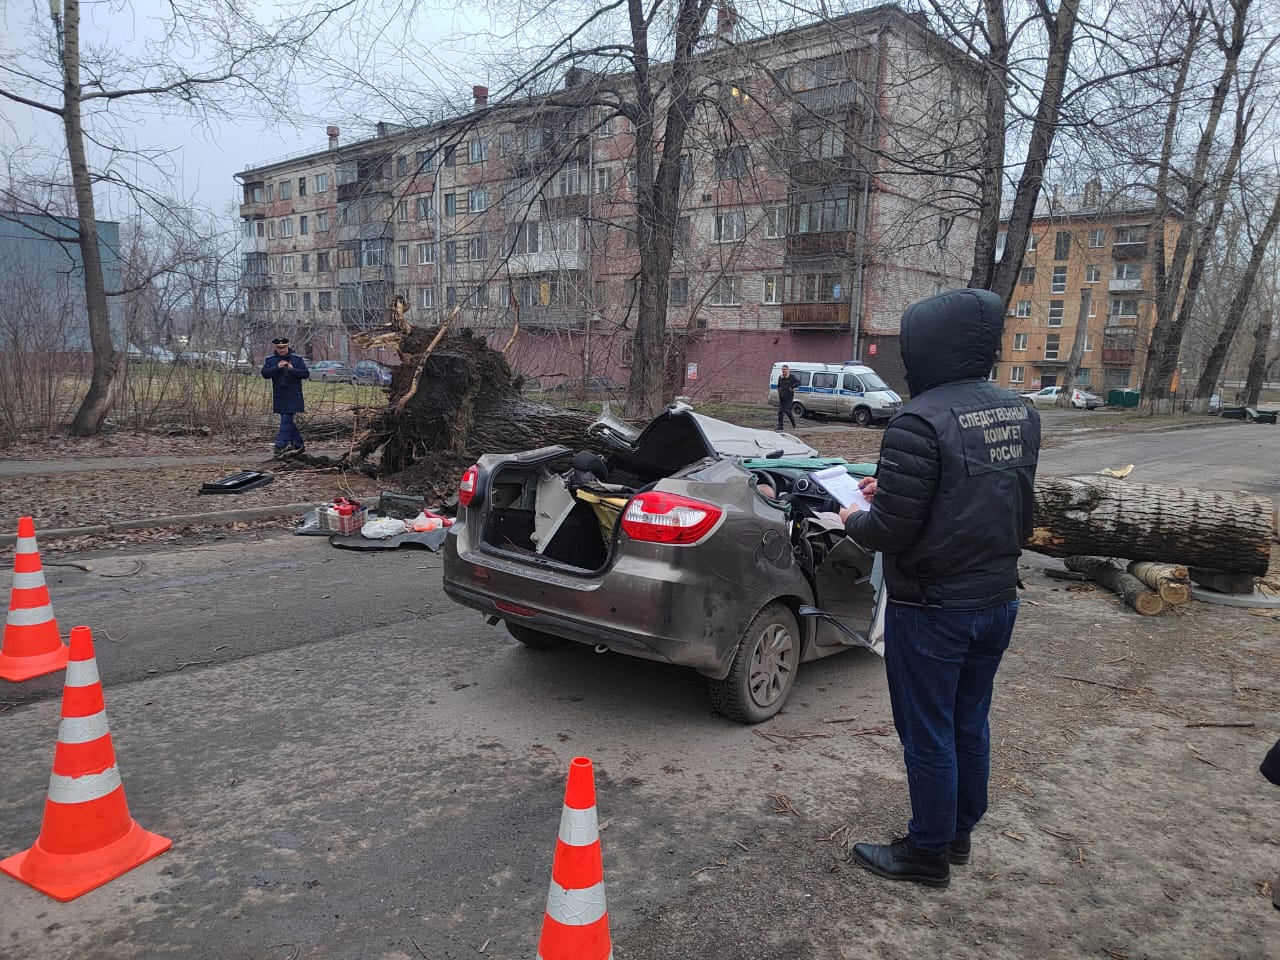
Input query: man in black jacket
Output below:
<box><xmin>776</xmin><ymin>365</ymin><xmax>801</xmax><ymax>429</ymax></box>
<box><xmin>839</xmin><ymin>288</ymin><xmax>1040</xmax><ymax>889</ymax></box>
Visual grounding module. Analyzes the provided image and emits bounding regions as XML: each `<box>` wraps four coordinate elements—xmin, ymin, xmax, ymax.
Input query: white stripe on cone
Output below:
<box><xmin>11</xmin><ymin>571</ymin><xmax>48</xmax><ymax>590</ymax></box>
<box><xmin>557</xmin><ymin>805</ymin><xmax>600</xmax><ymax>846</ymax></box>
<box><xmin>65</xmin><ymin>659</ymin><xmax>100</xmax><ymax>687</ymax></box>
<box><xmin>544</xmin><ymin>879</ymin><xmax>607</xmax><ymax>926</ymax></box>
<box><xmin>15</xmin><ymin>536</ymin><xmax>37</xmax><ymax>553</ymax></box>
<box><xmin>58</xmin><ymin>710</ymin><xmax>111</xmax><ymax>744</ymax></box>
<box><xmin>6</xmin><ymin>604</ymin><xmax>55</xmax><ymax>627</ymax></box>
<box><xmin>47</xmin><ymin>765</ymin><xmax>123</xmax><ymax>805</ymax></box>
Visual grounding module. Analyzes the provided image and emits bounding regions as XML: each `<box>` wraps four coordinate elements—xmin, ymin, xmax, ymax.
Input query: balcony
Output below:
<box><xmin>781</xmin><ymin>302</ymin><xmax>850</xmax><ymax>330</ymax></box>
<box><xmin>239</xmin><ymin>201</ymin><xmax>265</xmax><ymax>219</ymax></box>
<box><xmin>790</xmin><ymin>80</ymin><xmax>860</xmax><ymax>114</ymax></box>
<box><xmin>1037</xmin><ymin>356</ymin><xmax>1066</xmax><ymax>367</ymax></box>
<box><xmin>1102</xmin><ymin>348</ymin><xmax>1135</xmax><ymax>364</ymax></box>
<box><xmin>786</xmin><ymin>231</ymin><xmax>855</xmax><ymax>258</ymax></box>
<box><xmin>1109</xmin><ymin>277</ymin><xmax>1144</xmax><ymax>292</ymax></box>
<box><xmin>1111</xmin><ymin>242</ymin><xmax>1147</xmax><ymax>260</ymax></box>
<box><xmin>788</xmin><ymin>157</ymin><xmax>867</xmax><ymax>188</ymax></box>
<box><xmin>240</xmin><ymin>235</ymin><xmax>268</xmax><ymax>254</ymax></box>
<box><xmin>507</xmin><ymin>250</ymin><xmax>582</xmax><ymax>274</ymax></box>
<box><xmin>504</xmin><ymin>304</ymin><xmax>588</xmax><ymax>330</ymax></box>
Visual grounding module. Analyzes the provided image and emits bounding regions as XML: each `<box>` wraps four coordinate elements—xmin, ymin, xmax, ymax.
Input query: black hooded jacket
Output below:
<box><xmin>845</xmin><ymin>288</ymin><xmax>1040</xmax><ymax>609</ymax></box>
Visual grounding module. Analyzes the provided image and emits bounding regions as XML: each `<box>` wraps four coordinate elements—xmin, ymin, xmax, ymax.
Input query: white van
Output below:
<box><xmin>769</xmin><ymin>361</ymin><xmax>903</xmax><ymax>425</ymax></box>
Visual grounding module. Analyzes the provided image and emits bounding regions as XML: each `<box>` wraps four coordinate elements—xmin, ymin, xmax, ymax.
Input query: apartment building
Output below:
<box><xmin>992</xmin><ymin>186</ymin><xmax>1185</xmax><ymax>397</ymax></box>
<box><xmin>234</xmin><ymin>4</ymin><xmax>985</xmax><ymax>399</ymax></box>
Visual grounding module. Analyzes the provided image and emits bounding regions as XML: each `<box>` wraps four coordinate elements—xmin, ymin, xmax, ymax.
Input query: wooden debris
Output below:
<box><xmin>1126</xmin><ymin>561</ymin><xmax>1191</xmax><ymax>605</ymax></box>
<box><xmin>1065</xmin><ymin>556</ymin><xmax>1165</xmax><ymax>616</ymax></box>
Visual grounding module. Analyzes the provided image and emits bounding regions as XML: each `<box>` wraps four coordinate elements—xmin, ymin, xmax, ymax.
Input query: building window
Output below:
<box><xmin>1010</xmin><ymin>365</ymin><xmax>1025</xmax><ymax>384</ymax></box>
<box><xmin>713</xmin><ymin>210</ymin><xmax>747</xmax><ymax>243</ymax></box>
<box><xmin>417</xmin><ymin>287</ymin><xmax>435</xmax><ymax>309</ymax></box>
<box><xmin>797</xmin><ymin>124</ymin><xmax>844</xmax><ymax>159</ymax></box>
<box><xmin>1054</xmin><ymin>231</ymin><xmax>1070</xmax><ymax>259</ymax></box>
<box><xmin>1084</xmin><ymin>333</ymin><xmax>1094</xmax><ymax>352</ymax></box>
<box><xmin>417</xmin><ymin>242</ymin><xmax>434</xmax><ymax>265</ymax></box>
<box><xmin>1089</xmin><ymin>228</ymin><xmax>1106</xmax><ymax>247</ymax></box>
<box><xmin>790</xmin><ymin>272</ymin><xmax>844</xmax><ymax>302</ymax></box>
<box><xmin>299</xmin><ymin>215</ymin><xmax>309</xmax><ymax>235</ymax></box>
<box><xmin>396</xmin><ymin>201</ymin><xmax>408</xmax><ymax>222</ymax></box>
<box><xmin>282</xmin><ymin>255</ymin><xmax>295</xmax><ymax>273</ymax></box>
<box><xmin>764</xmin><ymin>206</ymin><xmax>786</xmax><ymax>238</ymax></box>
<box><xmin>510</xmin><ymin>222</ymin><xmax>540</xmax><ymax>255</ymax></box>
<box><xmin>714</xmin><ymin>144</ymin><xmax>749</xmax><ymax>180</ymax></box>
<box><xmin>1044</xmin><ymin>334</ymin><xmax>1061</xmax><ymax>360</ymax></box>
<box><xmin>270</xmin><ymin>293</ymin><xmax>279</xmax><ymax>311</ymax></box>
<box><xmin>1085</xmin><ymin>264</ymin><xmax>1101</xmax><ymax>283</ymax></box>
<box><xmin>268</xmin><ymin>257</ymin><xmax>277</xmax><ymax>274</ymax></box>
<box><xmin>416</xmin><ymin>196</ymin><xmax>433</xmax><ymax>221</ymax></box>
<box><xmin>468</xmin><ymin>137</ymin><xmax>489</xmax><ymax>163</ymax></box>
<box><xmin>316</xmin><ymin>211</ymin><xmax>330</xmax><ymax>232</ymax></box>
<box><xmin>556</xmin><ymin>163</ymin><xmax>586</xmax><ymax>197</ymax></box>
<box><xmin>762</xmin><ymin>273</ymin><xmax>783</xmax><ymax>304</ymax></box>
<box><xmin>791</xmin><ymin>189</ymin><xmax>850</xmax><ymax>234</ymax></box>
<box><xmin>363</xmin><ymin>241</ymin><xmax>387</xmax><ymax>268</ymax></box>
<box><xmin>300</xmin><ymin>254</ymin><xmax>310</xmax><ymax>272</ymax></box>
<box><xmin>302</xmin><ymin>291</ymin><xmax>312</xmax><ymax>310</ymax></box>
<box><xmin>1026</xmin><ymin>234</ymin><xmax>1038</xmax><ymax>252</ymax></box>
<box><xmin>1075</xmin><ymin>368</ymin><xmax>1091</xmax><ymax>386</ymax></box>
<box><xmin>445</xmin><ymin>286</ymin><xmax>457</xmax><ymax>307</ymax></box>
<box><xmin>1020</xmin><ymin>267</ymin><xmax>1035</xmax><ymax>285</ymax></box>
<box><xmin>314</xmin><ymin>172</ymin><xmax>328</xmax><ymax>192</ymax></box>
<box><xmin>995</xmin><ymin>232</ymin><xmax>1007</xmax><ymax>261</ymax></box>
<box><xmin>396</xmin><ymin>155</ymin><xmax>409</xmax><ymax>177</ymax></box>
<box><xmin>1048</xmin><ymin>300</ymin><xmax>1064</xmax><ymax>326</ymax></box>
<box><xmin>938</xmin><ymin>215</ymin><xmax>954</xmax><ymax>250</ymax></box>
<box><xmin>465</xmin><ymin>187</ymin><xmax>487</xmax><ymax>212</ymax></box>
<box><xmin>336</xmin><ymin>243</ymin><xmax>359</xmax><ymax>268</ymax></box>
<box><xmin>1051</xmin><ymin>266</ymin><xmax>1067</xmax><ymax>293</ymax></box>
<box><xmin>1015</xmin><ymin>300</ymin><xmax>1032</xmax><ymax>318</ymax></box>
<box><xmin>317</xmin><ymin>251</ymin><xmax>330</xmax><ymax>272</ymax></box>
<box><xmin>444</xmin><ymin>193</ymin><xmax>457</xmax><ymax>216</ymax></box>
<box><xmin>1114</xmin><ymin>224</ymin><xmax>1148</xmax><ymax>245</ymax></box>
<box><xmin>1111</xmin><ymin>297</ymin><xmax>1139</xmax><ymax>317</ymax></box>
<box><xmin>318</xmin><ymin>290</ymin><xmax>332</xmax><ymax>311</ymax></box>
<box><xmin>675</xmin><ymin>216</ymin><xmax>691</xmax><ymax>247</ymax></box>
<box><xmin>443</xmin><ymin>144</ymin><xmax>456</xmax><ymax>167</ymax></box>
<box><xmin>709</xmin><ymin>276</ymin><xmax>742</xmax><ymax>306</ymax></box>
<box><xmin>281</xmin><ymin>218</ymin><xmax>294</xmax><ymax>238</ymax></box>
<box><xmin>398</xmin><ymin>245</ymin><xmax>410</xmax><ymax>267</ymax></box>
<box><xmin>1114</xmin><ymin>263</ymin><xmax>1143</xmax><ymax>281</ymax></box>
<box><xmin>444</xmin><ymin>240</ymin><xmax>457</xmax><ymax>264</ymax></box>
<box><xmin>279</xmin><ymin>180</ymin><xmax>292</xmax><ymax>200</ymax></box>
<box><xmin>468</xmin><ymin>236</ymin><xmax>488</xmax><ymax>261</ymax></box>
<box><xmin>669</xmin><ymin>277</ymin><xmax>688</xmax><ymax>305</ymax></box>
<box><xmin>1013</xmin><ymin>333</ymin><xmax>1028</xmax><ymax>351</ymax></box>
<box><xmin>284</xmin><ymin>291</ymin><xmax>297</xmax><ymax>310</ymax></box>
<box><xmin>595</xmin><ymin>168</ymin><xmax>611</xmax><ymax>194</ymax></box>
<box><xmin>268</xmin><ymin>220</ymin><xmax>276</xmax><ymax>240</ymax></box>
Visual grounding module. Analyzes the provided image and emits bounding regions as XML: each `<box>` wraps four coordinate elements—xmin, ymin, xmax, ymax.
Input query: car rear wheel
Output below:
<box><xmin>852</xmin><ymin>406</ymin><xmax>872</xmax><ymax>426</ymax></box>
<box><xmin>791</xmin><ymin>401</ymin><xmax>807</xmax><ymax>419</ymax></box>
<box><xmin>708</xmin><ymin>602</ymin><xmax>799</xmax><ymax>724</ymax></box>
<box><xmin>505</xmin><ymin>621</ymin><xmax>564</xmax><ymax>650</ymax></box>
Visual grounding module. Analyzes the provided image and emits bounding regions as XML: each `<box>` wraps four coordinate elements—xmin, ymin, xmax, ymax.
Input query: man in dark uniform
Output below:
<box><xmin>839</xmin><ymin>288</ymin><xmax>1040</xmax><ymax>889</ymax></box>
<box><xmin>261</xmin><ymin>337</ymin><xmax>310</xmax><ymax>456</ymax></box>
<box><xmin>776</xmin><ymin>364</ymin><xmax>801</xmax><ymax>429</ymax></box>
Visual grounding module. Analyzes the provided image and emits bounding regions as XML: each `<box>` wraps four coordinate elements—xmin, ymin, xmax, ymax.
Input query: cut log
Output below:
<box><xmin>1187</xmin><ymin>567</ymin><xmax>1257</xmax><ymax>596</ymax></box>
<box><xmin>1030</xmin><ymin>476</ymin><xmax>1274</xmax><ymax>576</ymax></box>
<box><xmin>1126</xmin><ymin>561</ymin><xmax>1191</xmax><ymax>605</ymax></box>
<box><xmin>1065</xmin><ymin>556</ymin><xmax>1166</xmax><ymax>616</ymax></box>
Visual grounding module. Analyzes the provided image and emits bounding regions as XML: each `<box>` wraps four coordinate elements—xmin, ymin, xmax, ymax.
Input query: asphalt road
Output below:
<box><xmin>0</xmin><ymin>419</ymin><xmax>1276</xmax><ymax>959</ymax></box>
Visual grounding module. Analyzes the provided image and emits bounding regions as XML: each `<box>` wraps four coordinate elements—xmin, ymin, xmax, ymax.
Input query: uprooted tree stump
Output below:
<box><xmin>341</xmin><ymin>315</ymin><xmax>600</xmax><ymax>500</ymax></box>
<box><xmin>1030</xmin><ymin>476</ymin><xmax>1275</xmax><ymax>576</ymax></box>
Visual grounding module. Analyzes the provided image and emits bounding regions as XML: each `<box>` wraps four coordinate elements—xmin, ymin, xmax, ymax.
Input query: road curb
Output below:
<box><xmin>0</xmin><ymin>502</ymin><xmax>317</xmax><ymax>548</ymax></box>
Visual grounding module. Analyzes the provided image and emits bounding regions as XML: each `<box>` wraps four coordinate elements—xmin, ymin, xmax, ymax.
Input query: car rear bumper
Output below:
<box><xmin>442</xmin><ymin>530</ymin><xmax>756</xmax><ymax>679</ymax></box>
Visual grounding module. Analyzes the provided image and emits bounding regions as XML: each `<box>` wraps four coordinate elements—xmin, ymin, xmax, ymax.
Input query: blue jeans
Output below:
<box><xmin>883</xmin><ymin>599</ymin><xmax>1019</xmax><ymax>853</ymax></box>
<box><xmin>275</xmin><ymin>412</ymin><xmax>304</xmax><ymax>450</ymax></box>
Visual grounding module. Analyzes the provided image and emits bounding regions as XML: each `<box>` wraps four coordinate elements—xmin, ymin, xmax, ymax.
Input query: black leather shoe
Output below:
<box><xmin>948</xmin><ymin>832</ymin><xmax>971</xmax><ymax>865</ymax></box>
<box><xmin>851</xmin><ymin>837</ymin><xmax>950</xmax><ymax>888</ymax></box>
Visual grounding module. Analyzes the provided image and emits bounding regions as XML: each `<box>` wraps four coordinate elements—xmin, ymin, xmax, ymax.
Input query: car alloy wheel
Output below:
<box><xmin>853</xmin><ymin>406</ymin><xmax>872</xmax><ymax>426</ymax></box>
<box><xmin>708</xmin><ymin>601</ymin><xmax>800</xmax><ymax>723</ymax></box>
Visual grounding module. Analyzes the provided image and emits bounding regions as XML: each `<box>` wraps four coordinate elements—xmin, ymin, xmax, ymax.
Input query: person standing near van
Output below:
<box><xmin>837</xmin><ymin>288</ymin><xmax>1040</xmax><ymax>889</ymax></box>
<box><xmin>262</xmin><ymin>337</ymin><xmax>310</xmax><ymax>456</ymax></box>
<box><xmin>776</xmin><ymin>365</ymin><xmax>801</xmax><ymax>429</ymax></box>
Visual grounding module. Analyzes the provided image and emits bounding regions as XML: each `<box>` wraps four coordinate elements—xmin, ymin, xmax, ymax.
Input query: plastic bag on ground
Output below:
<box><xmin>361</xmin><ymin>516</ymin><xmax>408</xmax><ymax>539</ymax></box>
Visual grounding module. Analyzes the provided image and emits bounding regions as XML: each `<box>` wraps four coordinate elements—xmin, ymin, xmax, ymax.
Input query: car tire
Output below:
<box><xmin>791</xmin><ymin>401</ymin><xmax>807</xmax><ymax>419</ymax></box>
<box><xmin>852</xmin><ymin>406</ymin><xmax>872</xmax><ymax>427</ymax></box>
<box><xmin>708</xmin><ymin>601</ymin><xmax>800</xmax><ymax>724</ymax></box>
<box><xmin>505</xmin><ymin>621</ymin><xmax>563</xmax><ymax>650</ymax></box>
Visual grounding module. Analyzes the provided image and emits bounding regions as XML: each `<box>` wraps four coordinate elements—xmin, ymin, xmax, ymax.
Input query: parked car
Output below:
<box><xmin>126</xmin><ymin>344</ymin><xmax>176</xmax><ymax>364</ymax></box>
<box><xmin>548</xmin><ymin>376</ymin><xmax>619</xmax><ymax>397</ymax></box>
<box><xmin>1020</xmin><ymin>386</ymin><xmax>1100</xmax><ymax>409</ymax></box>
<box><xmin>441</xmin><ymin>403</ymin><xmax>882</xmax><ymax>723</ymax></box>
<box><xmin>174</xmin><ymin>351</ymin><xmax>205</xmax><ymax>367</ymax></box>
<box><xmin>312</xmin><ymin>360</ymin><xmax>356</xmax><ymax>383</ymax></box>
<box><xmin>353</xmin><ymin>360</ymin><xmax>392</xmax><ymax>386</ymax></box>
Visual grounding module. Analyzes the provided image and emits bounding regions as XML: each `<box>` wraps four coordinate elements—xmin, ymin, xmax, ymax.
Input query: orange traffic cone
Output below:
<box><xmin>0</xmin><ymin>625</ymin><xmax>170</xmax><ymax>901</ymax></box>
<box><xmin>0</xmin><ymin>516</ymin><xmax>69</xmax><ymax>682</ymax></box>
<box><xmin>536</xmin><ymin>757</ymin><xmax>612</xmax><ymax>960</ymax></box>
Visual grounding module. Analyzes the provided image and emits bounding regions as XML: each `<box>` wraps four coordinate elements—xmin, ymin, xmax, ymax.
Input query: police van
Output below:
<box><xmin>769</xmin><ymin>361</ymin><xmax>903</xmax><ymax>426</ymax></box>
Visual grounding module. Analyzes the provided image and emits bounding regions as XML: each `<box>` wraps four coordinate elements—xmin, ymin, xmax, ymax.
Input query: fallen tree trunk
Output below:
<box><xmin>1065</xmin><ymin>556</ymin><xmax>1166</xmax><ymax>616</ymax></box>
<box><xmin>1126</xmin><ymin>561</ymin><xmax>1191</xmax><ymax>605</ymax></box>
<box><xmin>1029</xmin><ymin>476</ymin><xmax>1274</xmax><ymax>576</ymax></box>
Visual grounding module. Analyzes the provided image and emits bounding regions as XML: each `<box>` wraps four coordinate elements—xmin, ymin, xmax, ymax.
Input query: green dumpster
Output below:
<box><xmin>1106</xmin><ymin>389</ymin><xmax>1140</xmax><ymax>408</ymax></box>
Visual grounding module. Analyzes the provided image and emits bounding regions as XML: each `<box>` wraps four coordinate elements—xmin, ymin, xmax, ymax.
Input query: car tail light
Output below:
<box><xmin>620</xmin><ymin>491</ymin><xmax>723</xmax><ymax>545</ymax></box>
<box><xmin>458</xmin><ymin>464</ymin><xmax>480</xmax><ymax>508</ymax></box>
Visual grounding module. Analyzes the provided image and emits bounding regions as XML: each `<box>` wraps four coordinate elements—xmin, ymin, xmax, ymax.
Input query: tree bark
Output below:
<box><xmin>1242</xmin><ymin>310</ymin><xmax>1273</xmax><ymax>406</ymax></box>
<box><xmin>966</xmin><ymin>0</ymin><xmax>1008</xmax><ymax>291</ymax></box>
<box><xmin>62</xmin><ymin>0</ymin><xmax>121</xmax><ymax>436</ymax></box>
<box><xmin>1028</xmin><ymin>475</ymin><xmax>1274</xmax><ymax>575</ymax></box>
<box><xmin>1125</xmin><ymin>561</ymin><xmax>1191</xmax><ymax>605</ymax></box>
<box><xmin>1065</xmin><ymin>556</ymin><xmax>1165</xmax><ymax>616</ymax></box>
<box><xmin>1056</xmin><ymin>290</ymin><xmax>1091</xmax><ymax>406</ymax></box>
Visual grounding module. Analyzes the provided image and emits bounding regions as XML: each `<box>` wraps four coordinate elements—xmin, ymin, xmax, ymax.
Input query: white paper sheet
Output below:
<box><xmin>810</xmin><ymin>465</ymin><xmax>872</xmax><ymax>512</ymax></box>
